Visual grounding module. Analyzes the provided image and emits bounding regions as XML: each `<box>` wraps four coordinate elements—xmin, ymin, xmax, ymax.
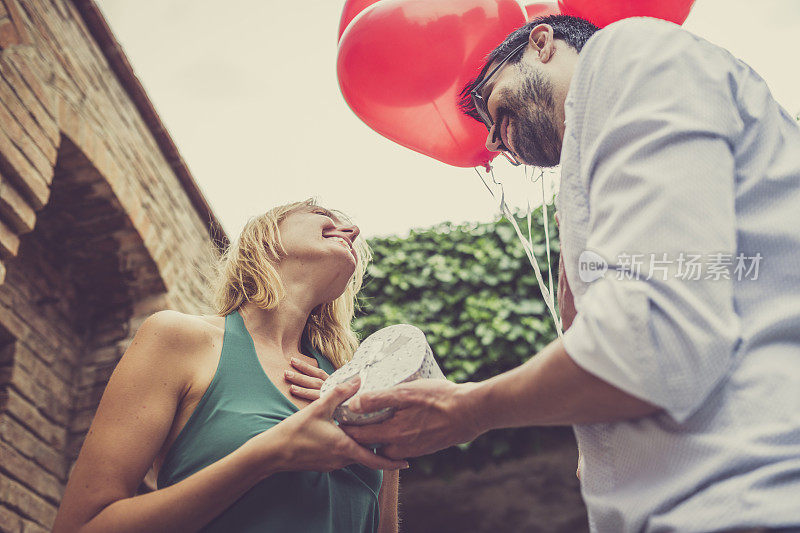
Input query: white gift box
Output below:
<box><xmin>320</xmin><ymin>324</ymin><xmax>447</xmax><ymax>425</ymax></box>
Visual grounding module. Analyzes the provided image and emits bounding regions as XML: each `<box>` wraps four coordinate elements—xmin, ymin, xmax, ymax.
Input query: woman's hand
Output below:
<box><xmin>250</xmin><ymin>378</ymin><xmax>409</xmax><ymax>474</ymax></box>
<box><xmin>285</xmin><ymin>357</ymin><xmax>329</xmax><ymax>401</ymax></box>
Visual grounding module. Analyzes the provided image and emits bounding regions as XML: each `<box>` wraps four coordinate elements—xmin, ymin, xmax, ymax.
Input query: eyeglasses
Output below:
<box><xmin>469</xmin><ymin>41</ymin><xmax>527</xmax><ymax>166</ymax></box>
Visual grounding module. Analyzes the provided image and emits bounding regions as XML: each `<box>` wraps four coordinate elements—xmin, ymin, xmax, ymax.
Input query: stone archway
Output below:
<box><xmin>0</xmin><ymin>136</ymin><xmax>169</xmax><ymax>530</ymax></box>
<box><xmin>1</xmin><ymin>1</ymin><xmax>225</xmax><ymax>527</ymax></box>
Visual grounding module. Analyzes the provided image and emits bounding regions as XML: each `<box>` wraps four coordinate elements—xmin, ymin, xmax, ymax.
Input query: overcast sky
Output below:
<box><xmin>95</xmin><ymin>0</ymin><xmax>800</xmax><ymax>239</ymax></box>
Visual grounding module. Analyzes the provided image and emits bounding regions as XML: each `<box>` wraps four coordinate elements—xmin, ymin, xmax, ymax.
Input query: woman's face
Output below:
<box><xmin>277</xmin><ymin>205</ymin><xmax>361</xmax><ymax>290</ymax></box>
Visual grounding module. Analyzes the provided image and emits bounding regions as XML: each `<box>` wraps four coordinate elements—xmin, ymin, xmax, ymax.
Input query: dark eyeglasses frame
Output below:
<box><xmin>469</xmin><ymin>41</ymin><xmax>528</xmax><ymax>166</ymax></box>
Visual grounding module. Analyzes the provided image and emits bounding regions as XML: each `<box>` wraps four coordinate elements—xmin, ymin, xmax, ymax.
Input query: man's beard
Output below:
<box><xmin>501</xmin><ymin>67</ymin><xmax>562</xmax><ymax>167</ymax></box>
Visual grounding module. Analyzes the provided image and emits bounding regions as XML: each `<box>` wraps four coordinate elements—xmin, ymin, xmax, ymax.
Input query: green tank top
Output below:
<box><xmin>156</xmin><ymin>309</ymin><xmax>383</xmax><ymax>532</ymax></box>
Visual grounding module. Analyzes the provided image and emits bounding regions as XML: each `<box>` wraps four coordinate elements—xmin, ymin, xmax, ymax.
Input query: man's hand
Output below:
<box><xmin>340</xmin><ymin>380</ymin><xmax>483</xmax><ymax>460</ymax></box>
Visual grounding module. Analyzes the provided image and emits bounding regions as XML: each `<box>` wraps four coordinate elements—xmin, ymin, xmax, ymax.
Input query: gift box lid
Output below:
<box><xmin>321</xmin><ymin>324</ymin><xmax>446</xmax><ymax>425</ymax></box>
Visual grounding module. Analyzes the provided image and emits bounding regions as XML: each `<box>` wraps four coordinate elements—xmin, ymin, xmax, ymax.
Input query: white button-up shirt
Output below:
<box><xmin>556</xmin><ymin>17</ymin><xmax>800</xmax><ymax>532</ymax></box>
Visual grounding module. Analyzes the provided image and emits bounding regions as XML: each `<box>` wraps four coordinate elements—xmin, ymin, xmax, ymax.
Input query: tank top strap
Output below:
<box><xmin>219</xmin><ymin>309</ymin><xmax>263</xmax><ymax>377</ymax></box>
<box><xmin>174</xmin><ymin>310</ymin><xmax>262</xmax><ymax>409</ymax></box>
<box><xmin>302</xmin><ymin>333</ymin><xmax>336</xmax><ymax>375</ymax></box>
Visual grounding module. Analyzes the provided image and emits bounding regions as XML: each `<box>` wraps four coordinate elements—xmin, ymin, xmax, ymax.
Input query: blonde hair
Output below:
<box><xmin>210</xmin><ymin>199</ymin><xmax>371</xmax><ymax>368</ymax></box>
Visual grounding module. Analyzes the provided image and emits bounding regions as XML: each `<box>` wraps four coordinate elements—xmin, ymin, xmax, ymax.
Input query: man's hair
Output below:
<box><xmin>459</xmin><ymin>15</ymin><xmax>600</xmax><ymax>121</ymax></box>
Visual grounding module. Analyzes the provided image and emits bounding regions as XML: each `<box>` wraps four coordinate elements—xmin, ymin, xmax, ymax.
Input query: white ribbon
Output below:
<box><xmin>475</xmin><ymin>166</ymin><xmax>563</xmax><ymax>340</ymax></box>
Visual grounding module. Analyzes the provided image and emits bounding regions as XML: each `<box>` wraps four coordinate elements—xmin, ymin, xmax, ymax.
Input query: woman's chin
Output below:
<box><xmin>334</xmin><ymin>259</ymin><xmax>357</xmax><ymax>284</ymax></box>
<box><xmin>320</xmin><ymin>277</ymin><xmax>354</xmax><ymax>305</ymax></box>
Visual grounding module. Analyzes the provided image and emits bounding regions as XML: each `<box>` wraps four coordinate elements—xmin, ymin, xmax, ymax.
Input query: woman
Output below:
<box><xmin>53</xmin><ymin>199</ymin><xmax>406</xmax><ymax>532</ymax></box>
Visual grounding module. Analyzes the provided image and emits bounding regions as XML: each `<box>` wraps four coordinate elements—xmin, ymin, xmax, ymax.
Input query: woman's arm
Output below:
<box><xmin>377</xmin><ymin>469</ymin><xmax>400</xmax><ymax>533</ymax></box>
<box><xmin>61</xmin><ymin>436</ymin><xmax>283</xmax><ymax>533</ymax></box>
<box><xmin>53</xmin><ymin>310</ymin><xmax>280</xmax><ymax>533</ymax></box>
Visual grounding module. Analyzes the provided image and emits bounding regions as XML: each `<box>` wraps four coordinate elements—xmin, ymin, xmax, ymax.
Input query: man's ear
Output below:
<box><xmin>528</xmin><ymin>24</ymin><xmax>556</xmax><ymax>63</ymax></box>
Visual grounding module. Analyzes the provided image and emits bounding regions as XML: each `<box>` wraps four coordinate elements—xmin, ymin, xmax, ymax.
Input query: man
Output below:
<box><xmin>343</xmin><ymin>14</ymin><xmax>800</xmax><ymax>532</ymax></box>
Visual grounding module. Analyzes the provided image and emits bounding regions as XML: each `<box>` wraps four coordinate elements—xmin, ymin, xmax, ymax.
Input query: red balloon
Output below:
<box><xmin>338</xmin><ymin>0</ymin><xmax>382</xmax><ymax>41</ymax></box>
<box><xmin>338</xmin><ymin>0</ymin><xmax>527</xmax><ymax>168</ymax></box>
<box><xmin>339</xmin><ymin>6</ymin><xmax>466</xmax><ymax>108</ymax></box>
<box><xmin>557</xmin><ymin>0</ymin><xmax>695</xmax><ymax>27</ymax></box>
<box><xmin>525</xmin><ymin>2</ymin><xmax>560</xmax><ymax>21</ymax></box>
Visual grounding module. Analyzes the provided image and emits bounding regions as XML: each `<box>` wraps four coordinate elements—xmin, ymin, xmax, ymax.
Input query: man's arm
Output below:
<box><xmin>344</xmin><ymin>341</ymin><xmax>656</xmax><ymax>459</ymax></box>
<box><xmin>467</xmin><ymin>337</ymin><xmax>657</xmax><ymax>431</ymax></box>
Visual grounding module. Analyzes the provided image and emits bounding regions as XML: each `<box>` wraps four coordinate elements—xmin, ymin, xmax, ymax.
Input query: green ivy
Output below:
<box><xmin>355</xmin><ymin>207</ymin><xmax>562</xmax><ymax>475</ymax></box>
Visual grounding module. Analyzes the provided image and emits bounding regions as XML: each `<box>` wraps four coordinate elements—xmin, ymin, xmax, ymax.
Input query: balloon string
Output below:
<box><xmin>474</xmin><ymin>167</ymin><xmax>563</xmax><ymax>339</ymax></box>
<box><xmin>527</xmin><ymin>198</ymin><xmax>534</xmax><ymax>260</ymax></box>
<box><xmin>525</xmin><ymin>166</ymin><xmax>535</xmax><ymax>255</ymax></box>
<box><xmin>527</xmin><ymin>168</ymin><xmax>554</xmax><ymax>316</ymax></box>
<box><xmin>539</xmin><ymin>168</ymin><xmax>556</xmax><ymax>329</ymax></box>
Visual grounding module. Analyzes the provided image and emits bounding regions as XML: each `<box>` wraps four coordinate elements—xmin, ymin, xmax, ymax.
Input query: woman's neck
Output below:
<box><xmin>238</xmin><ymin>280</ymin><xmax>318</xmax><ymax>357</ymax></box>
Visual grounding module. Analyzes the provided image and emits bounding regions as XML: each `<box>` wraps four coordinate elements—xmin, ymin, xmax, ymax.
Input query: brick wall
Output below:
<box><xmin>0</xmin><ymin>0</ymin><xmax>226</xmax><ymax>530</ymax></box>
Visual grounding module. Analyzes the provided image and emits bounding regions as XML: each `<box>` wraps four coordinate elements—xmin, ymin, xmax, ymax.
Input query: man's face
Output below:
<box><xmin>477</xmin><ymin>25</ymin><xmax>578</xmax><ymax>168</ymax></box>
<box><xmin>481</xmin><ymin>53</ymin><xmax>563</xmax><ymax>167</ymax></box>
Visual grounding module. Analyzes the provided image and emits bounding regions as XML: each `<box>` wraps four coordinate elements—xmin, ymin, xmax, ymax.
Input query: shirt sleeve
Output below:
<box><xmin>561</xmin><ymin>19</ymin><xmax>744</xmax><ymax>423</ymax></box>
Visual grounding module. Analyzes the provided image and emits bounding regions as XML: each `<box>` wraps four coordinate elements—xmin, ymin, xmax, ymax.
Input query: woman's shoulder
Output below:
<box><xmin>132</xmin><ymin>310</ymin><xmax>226</xmax><ymax>366</ymax></box>
<box><xmin>127</xmin><ymin>311</ymin><xmax>228</xmax><ymax>398</ymax></box>
<box><xmin>141</xmin><ymin>310</ymin><xmax>223</xmax><ymax>342</ymax></box>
